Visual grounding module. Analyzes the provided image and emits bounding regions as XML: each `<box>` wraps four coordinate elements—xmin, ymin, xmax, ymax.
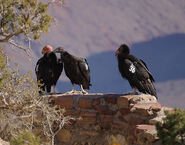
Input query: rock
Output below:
<box><xmin>78</xmin><ymin>98</ymin><xmax>92</xmax><ymax>109</ymax></box>
<box><xmin>111</xmin><ymin>123</ymin><xmax>125</xmax><ymax>130</ymax></box>
<box><xmin>95</xmin><ymin>105</ymin><xmax>114</xmax><ymax>115</ymax></box>
<box><xmin>56</xmin><ymin>129</ymin><xmax>71</xmax><ymax>143</ymax></box>
<box><xmin>94</xmin><ymin>125</ymin><xmax>101</xmax><ymax>131</ymax></box>
<box><xmin>77</xmin><ymin>116</ymin><xmax>96</xmax><ymax>125</ymax></box>
<box><xmin>129</xmin><ymin>94</ymin><xmax>157</xmax><ymax>104</ymax></box>
<box><xmin>51</xmin><ymin>93</ymin><xmax>168</xmax><ymax>145</ymax></box>
<box><xmin>106</xmin><ymin>134</ymin><xmax>128</xmax><ymax>145</ymax></box>
<box><xmin>79</xmin><ymin>131</ymin><xmax>99</xmax><ymax>136</ymax></box>
<box><xmin>149</xmin><ymin>116</ymin><xmax>165</xmax><ymax>125</ymax></box>
<box><xmin>130</xmin><ymin>103</ymin><xmax>161</xmax><ymax>116</ymax></box>
<box><xmin>117</xmin><ymin>95</ymin><xmax>133</xmax><ymax>108</ymax></box>
<box><xmin>137</xmin><ymin>129</ymin><xmax>158</xmax><ymax>145</ymax></box>
<box><xmin>55</xmin><ymin>96</ymin><xmax>74</xmax><ymax>109</ymax></box>
<box><xmin>135</xmin><ymin>125</ymin><xmax>158</xmax><ymax>145</ymax></box>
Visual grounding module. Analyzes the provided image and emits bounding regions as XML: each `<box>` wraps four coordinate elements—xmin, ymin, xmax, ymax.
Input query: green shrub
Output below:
<box><xmin>0</xmin><ymin>48</ymin><xmax>10</xmax><ymax>88</ymax></box>
<box><xmin>10</xmin><ymin>131</ymin><xmax>40</xmax><ymax>145</ymax></box>
<box><xmin>156</xmin><ymin>109</ymin><xmax>185</xmax><ymax>145</ymax></box>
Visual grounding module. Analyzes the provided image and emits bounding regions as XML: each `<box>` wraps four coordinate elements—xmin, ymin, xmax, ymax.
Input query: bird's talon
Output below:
<box><xmin>65</xmin><ymin>90</ymin><xmax>75</xmax><ymax>94</ymax></box>
<box><xmin>82</xmin><ymin>91</ymin><xmax>88</xmax><ymax>94</ymax></box>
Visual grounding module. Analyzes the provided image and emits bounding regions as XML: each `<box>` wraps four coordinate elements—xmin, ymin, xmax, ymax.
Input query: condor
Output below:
<box><xmin>53</xmin><ymin>47</ymin><xmax>91</xmax><ymax>94</ymax></box>
<box><xmin>35</xmin><ymin>45</ymin><xmax>63</xmax><ymax>94</ymax></box>
<box><xmin>115</xmin><ymin>44</ymin><xmax>157</xmax><ymax>98</ymax></box>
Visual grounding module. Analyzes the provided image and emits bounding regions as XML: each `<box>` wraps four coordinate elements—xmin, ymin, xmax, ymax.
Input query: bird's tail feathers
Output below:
<box><xmin>145</xmin><ymin>80</ymin><xmax>157</xmax><ymax>99</ymax></box>
<box><xmin>138</xmin><ymin>80</ymin><xmax>157</xmax><ymax>99</ymax></box>
<box><xmin>82</xmin><ymin>82</ymin><xmax>91</xmax><ymax>90</ymax></box>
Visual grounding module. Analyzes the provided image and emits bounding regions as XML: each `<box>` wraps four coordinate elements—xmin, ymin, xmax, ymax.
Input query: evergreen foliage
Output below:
<box><xmin>0</xmin><ymin>0</ymin><xmax>52</xmax><ymax>42</ymax></box>
<box><xmin>0</xmin><ymin>48</ymin><xmax>10</xmax><ymax>88</ymax></box>
<box><xmin>10</xmin><ymin>131</ymin><xmax>40</xmax><ymax>145</ymax></box>
<box><xmin>156</xmin><ymin>109</ymin><xmax>185</xmax><ymax>145</ymax></box>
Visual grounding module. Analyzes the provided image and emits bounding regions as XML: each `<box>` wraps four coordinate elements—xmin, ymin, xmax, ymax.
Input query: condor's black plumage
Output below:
<box><xmin>115</xmin><ymin>44</ymin><xmax>157</xmax><ymax>98</ymax></box>
<box><xmin>35</xmin><ymin>46</ymin><xmax>63</xmax><ymax>93</ymax></box>
<box><xmin>53</xmin><ymin>47</ymin><xmax>91</xmax><ymax>94</ymax></box>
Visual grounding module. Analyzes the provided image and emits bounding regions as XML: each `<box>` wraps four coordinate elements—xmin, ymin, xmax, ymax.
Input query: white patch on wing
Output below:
<box><xmin>84</xmin><ymin>63</ymin><xmax>89</xmax><ymax>70</ymax></box>
<box><xmin>129</xmin><ymin>63</ymin><xmax>136</xmax><ymax>73</ymax></box>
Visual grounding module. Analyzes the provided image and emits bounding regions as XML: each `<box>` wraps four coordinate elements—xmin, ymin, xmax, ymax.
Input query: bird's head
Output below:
<box><xmin>53</xmin><ymin>47</ymin><xmax>68</xmax><ymax>59</ymax></box>
<box><xmin>53</xmin><ymin>47</ymin><xmax>67</xmax><ymax>54</ymax></box>
<box><xmin>42</xmin><ymin>45</ymin><xmax>53</xmax><ymax>55</ymax></box>
<box><xmin>115</xmin><ymin>44</ymin><xmax>130</xmax><ymax>57</ymax></box>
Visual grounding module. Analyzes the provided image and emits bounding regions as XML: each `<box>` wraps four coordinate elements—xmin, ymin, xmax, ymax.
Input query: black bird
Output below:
<box><xmin>53</xmin><ymin>47</ymin><xmax>91</xmax><ymax>94</ymax></box>
<box><xmin>115</xmin><ymin>44</ymin><xmax>157</xmax><ymax>98</ymax></box>
<box><xmin>35</xmin><ymin>45</ymin><xmax>63</xmax><ymax>94</ymax></box>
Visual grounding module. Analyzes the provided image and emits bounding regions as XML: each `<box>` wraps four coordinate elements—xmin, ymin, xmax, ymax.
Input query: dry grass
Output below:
<box><xmin>0</xmin><ymin>48</ymin><xmax>74</xmax><ymax>145</ymax></box>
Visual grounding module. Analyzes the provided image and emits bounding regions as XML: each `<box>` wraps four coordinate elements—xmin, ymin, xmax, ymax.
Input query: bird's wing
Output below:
<box><xmin>35</xmin><ymin>57</ymin><xmax>45</xmax><ymax>76</ymax></box>
<box><xmin>128</xmin><ymin>55</ymin><xmax>155</xmax><ymax>82</ymax></box>
<box><xmin>53</xmin><ymin>58</ymin><xmax>63</xmax><ymax>82</ymax></box>
<box><xmin>124</xmin><ymin>58</ymin><xmax>156</xmax><ymax>97</ymax></box>
<box><xmin>78</xmin><ymin>58</ymin><xmax>90</xmax><ymax>82</ymax></box>
<box><xmin>35</xmin><ymin>54</ymin><xmax>57</xmax><ymax>82</ymax></box>
<box><xmin>124</xmin><ymin>57</ymin><xmax>150</xmax><ymax>81</ymax></box>
<box><xmin>35</xmin><ymin>57</ymin><xmax>48</xmax><ymax>83</ymax></box>
<box><xmin>35</xmin><ymin>60</ymin><xmax>40</xmax><ymax>74</ymax></box>
<box><xmin>139</xmin><ymin>59</ymin><xmax>155</xmax><ymax>82</ymax></box>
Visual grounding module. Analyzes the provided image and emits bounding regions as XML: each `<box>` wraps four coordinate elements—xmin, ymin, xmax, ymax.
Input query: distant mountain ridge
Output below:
<box><xmin>33</xmin><ymin>0</ymin><xmax>185</xmax><ymax>57</ymax></box>
<box><xmin>3</xmin><ymin>0</ymin><xmax>185</xmax><ymax>108</ymax></box>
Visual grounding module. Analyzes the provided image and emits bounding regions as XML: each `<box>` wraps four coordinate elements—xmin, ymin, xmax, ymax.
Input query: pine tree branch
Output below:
<box><xmin>0</xmin><ymin>30</ymin><xmax>23</xmax><ymax>42</ymax></box>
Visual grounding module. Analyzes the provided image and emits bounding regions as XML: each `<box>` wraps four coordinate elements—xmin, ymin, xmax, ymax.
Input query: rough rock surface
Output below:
<box><xmin>52</xmin><ymin>93</ymin><xmax>167</xmax><ymax>145</ymax></box>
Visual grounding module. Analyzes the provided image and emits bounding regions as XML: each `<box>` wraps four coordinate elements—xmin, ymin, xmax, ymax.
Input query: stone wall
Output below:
<box><xmin>51</xmin><ymin>93</ymin><xmax>172</xmax><ymax>145</ymax></box>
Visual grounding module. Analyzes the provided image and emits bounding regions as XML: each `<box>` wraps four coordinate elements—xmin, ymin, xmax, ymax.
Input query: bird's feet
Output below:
<box><xmin>81</xmin><ymin>90</ymin><xmax>88</xmax><ymax>94</ymax></box>
<box><xmin>65</xmin><ymin>90</ymin><xmax>88</xmax><ymax>95</ymax></box>
<box><xmin>126</xmin><ymin>88</ymin><xmax>139</xmax><ymax>95</ymax></box>
<box><xmin>80</xmin><ymin>85</ymin><xmax>88</xmax><ymax>95</ymax></box>
<box><xmin>65</xmin><ymin>90</ymin><xmax>75</xmax><ymax>94</ymax></box>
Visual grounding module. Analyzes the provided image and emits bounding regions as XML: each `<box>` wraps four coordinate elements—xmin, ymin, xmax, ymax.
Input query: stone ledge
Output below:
<box><xmin>130</xmin><ymin>103</ymin><xmax>161</xmax><ymax>116</ymax></box>
<box><xmin>51</xmin><ymin>93</ymin><xmax>163</xmax><ymax>145</ymax></box>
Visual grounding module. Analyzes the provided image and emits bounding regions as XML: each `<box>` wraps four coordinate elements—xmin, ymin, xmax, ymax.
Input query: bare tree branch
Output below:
<box><xmin>8</xmin><ymin>39</ymin><xmax>33</xmax><ymax>58</ymax></box>
<box><xmin>0</xmin><ymin>30</ymin><xmax>23</xmax><ymax>43</ymax></box>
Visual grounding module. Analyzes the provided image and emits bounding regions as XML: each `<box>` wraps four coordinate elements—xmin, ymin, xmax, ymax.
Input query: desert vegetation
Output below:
<box><xmin>0</xmin><ymin>0</ymin><xmax>75</xmax><ymax>145</ymax></box>
<box><xmin>156</xmin><ymin>109</ymin><xmax>185</xmax><ymax>145</ymax></box>
<box><xmin>0</xmin><ymin>48</ymin><xmax>74</xmax><ymax>145</ymax></box>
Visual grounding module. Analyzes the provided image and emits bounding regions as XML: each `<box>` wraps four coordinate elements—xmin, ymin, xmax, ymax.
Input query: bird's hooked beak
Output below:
<box><xmin>53</xmin><ymin>47</ymin><xmax>67</xmax><ymax>61</ymax></box>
